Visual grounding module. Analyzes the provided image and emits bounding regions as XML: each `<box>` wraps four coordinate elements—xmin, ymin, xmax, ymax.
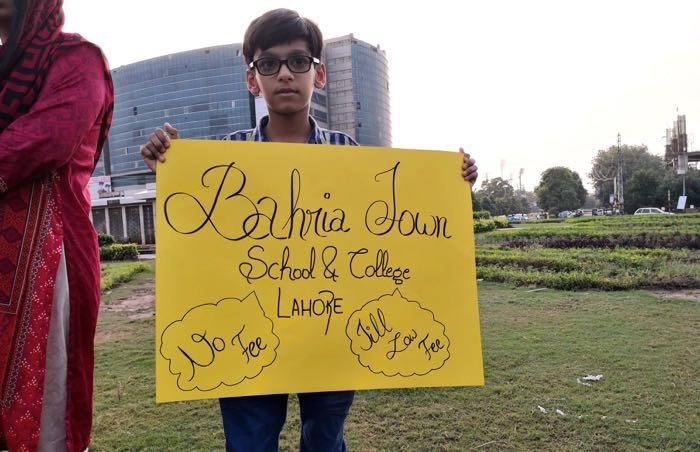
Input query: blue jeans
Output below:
<box><xmin>219</xmin><ymin>391</ymin><xmax>355</xmax><ymax>452</ymax></box>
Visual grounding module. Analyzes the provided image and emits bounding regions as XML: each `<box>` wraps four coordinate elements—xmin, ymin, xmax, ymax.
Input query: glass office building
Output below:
<box><xmin>325</xmin><ymin>34</ymin><xmax>392</xmax><ymax>147</ymax></box>
<box><xmin>97</xmin><ymin>44</ymin><xmax>253</xmax><ymax>185</ymax></box>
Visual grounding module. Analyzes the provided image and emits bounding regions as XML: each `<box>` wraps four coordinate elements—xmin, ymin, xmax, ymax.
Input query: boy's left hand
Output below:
<box><xmin>460</xmin><ymin>147</ymin><xmax>478</xmax><ymax>186</ymax></box>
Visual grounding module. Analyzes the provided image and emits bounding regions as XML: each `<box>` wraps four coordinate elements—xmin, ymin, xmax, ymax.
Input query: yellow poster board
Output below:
<box><xmin>155</xmin><ymin>140</ymin><xmax>483</xmax><ymax>403</ymax></box>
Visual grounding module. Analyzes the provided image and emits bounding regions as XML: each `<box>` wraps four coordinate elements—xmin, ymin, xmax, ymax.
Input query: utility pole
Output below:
<box><xmin>678</xmin><ymin>116</ymin><xmax>688</xmax><ymax>198</ymax></box>
<box><xmin>518</xmin><ymin>168</ymin><xmax>524</xmax><ymax>192</ymax></box>
<box><xmin>674</xmin><ymin>115</ymin><xmax>688</xmax><ymax>210</ymax></box>
<box><xmin>615</xmin><ymin>133</ymin><xmax>624</xmax><ymax>214</ymax></box>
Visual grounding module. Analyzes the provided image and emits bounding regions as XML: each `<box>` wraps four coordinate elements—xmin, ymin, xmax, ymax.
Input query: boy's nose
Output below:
<box><xmin>277</xmin><ymin>62</ymin><xmax>294</xmax><ymax>80</ymax></box>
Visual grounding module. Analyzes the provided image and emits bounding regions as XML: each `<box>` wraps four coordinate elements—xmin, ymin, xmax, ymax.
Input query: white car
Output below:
<box><xmin>633</xmin><ymin>207</ymin><xmax>672</xmax><ymax>215</ymax></box>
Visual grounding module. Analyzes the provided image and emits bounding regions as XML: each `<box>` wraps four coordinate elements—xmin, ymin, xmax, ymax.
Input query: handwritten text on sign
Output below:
<box><xmin>155</xmin><ymin>140</ymin><xmax>483</xmax><ymax>402</ymax></box>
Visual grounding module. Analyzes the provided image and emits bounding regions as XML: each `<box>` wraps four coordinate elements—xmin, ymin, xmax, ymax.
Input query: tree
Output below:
<box><xmin>519</xmin><ymin>189</ymin><xmax>538</xmax><ymax>212</ymax></box>
<box><xmin>535</xmin><ymin>167</ymin><xmax>587</xmax><ymax>214</ymax></box>
<box><xmin>583</xmin><ymin>194</ymin><xmax>600</xmax><ymax>209</ymax></box>
<box><xmin>588</xmin><ymin>144</ymin><xmax>664</xmax><ymax>207</ymax></box>
<box><xmin>472</xmin><ymin>177</ymin><xmax>531</xmax><ymax>215</ymax></box>
<box><xmin>659</xmin><ymin>167</ymin><xmax>700</xmax><ymax>211</ymax></box>
<box><xmin>472</xmin><ymin>191</ymin><xmax>484</xmax><ymax>212</ymax></box>
<box><xmin>624</xmin><ymin>169</ymin><xmax>665</xmax><ymax>212</ymax></box>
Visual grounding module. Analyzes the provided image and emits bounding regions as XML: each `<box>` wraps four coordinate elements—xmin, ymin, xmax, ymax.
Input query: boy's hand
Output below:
<box><xmin>140</xmin><ymin>122</ymin><xmax>179</xmax><ymax>173</ymax></box>
<box><xmin>460</xmin><ymin>147</ymin><xmax>478</xmax><ymax>186</ymax></box>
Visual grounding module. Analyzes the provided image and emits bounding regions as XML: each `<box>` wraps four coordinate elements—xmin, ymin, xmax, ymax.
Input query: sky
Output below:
<box><xmin>63</xmin><ymin>0</ymin><xmax>700</xmax><ymax>191</ymax></box>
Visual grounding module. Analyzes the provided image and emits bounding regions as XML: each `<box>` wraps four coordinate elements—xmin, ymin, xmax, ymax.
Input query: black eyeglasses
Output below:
<box><xmin>249</xmin><ymin>55</ymin><xmax>320</xmax><ymax>76</ymax></box>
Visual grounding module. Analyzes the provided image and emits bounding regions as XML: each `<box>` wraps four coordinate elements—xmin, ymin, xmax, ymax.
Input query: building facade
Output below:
<box><xmin>325</xmin><ymin>34</ymin><xmax>391</xmax><ymax>147</ymax></box>
<box><xmin>97</xmin><ymin>44</ymin><xmax>253</xmax><ymax>185</ymax></box>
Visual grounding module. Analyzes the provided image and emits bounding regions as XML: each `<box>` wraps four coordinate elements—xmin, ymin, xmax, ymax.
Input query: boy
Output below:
<box><xmin>141</xmin><ymin>8</ymin><xmax>478</xmax><ymax>451</ymax></box>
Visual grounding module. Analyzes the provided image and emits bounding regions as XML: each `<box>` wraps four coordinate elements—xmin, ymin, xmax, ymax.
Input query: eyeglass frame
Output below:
<box><xmin>248</xmin><ymin>55</ymin><xmax>321</xmax><ymax>76</ymax></box>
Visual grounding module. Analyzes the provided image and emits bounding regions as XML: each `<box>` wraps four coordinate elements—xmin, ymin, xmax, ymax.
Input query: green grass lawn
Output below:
<box><xmin>100</xmin><ymin>260</ymin><xmax>151</xmax><ymax>292</ymax></box>
<box><xmin>91</xmin><ymin>278</ymin><xmax>699</xmax><ymax>451</ymax></box>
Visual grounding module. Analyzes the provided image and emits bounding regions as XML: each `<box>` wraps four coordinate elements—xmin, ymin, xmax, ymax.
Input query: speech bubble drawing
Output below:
<box><xmin>345</xmin><ymin>289</ymin><xmax>450</xmax><ymax>377</ymax></box>
<box><xmin>160</xmin><ymin>292</ymin><xmax>279</xmax><ymax>391</ymax></box>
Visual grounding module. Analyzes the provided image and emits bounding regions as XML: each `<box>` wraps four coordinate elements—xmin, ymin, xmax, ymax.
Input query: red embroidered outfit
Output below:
<box><xmin>0</xmin><ymin>1</ymin><xmax>113</xmax><ymax>450</ymax></box>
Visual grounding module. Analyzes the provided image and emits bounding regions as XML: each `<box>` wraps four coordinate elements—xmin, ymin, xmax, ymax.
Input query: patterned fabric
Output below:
<box><xmin>223</xmin><ymin>115</ymin><xmax>358</xmax><ymax>146</ymax></box>
<box><xmin>0</xmin><ymin>181</ymin><xmax>53</xmax><ymax>394</ymax></box>
<box><xmin>0</xmin><ymin>0</ymin><xmax>68</xmax><ymax>403</ymax></box>
<box><xmin>0</xmin><ymin>1</ymin><xmax>114</xmax><ymax>450</ymax></box>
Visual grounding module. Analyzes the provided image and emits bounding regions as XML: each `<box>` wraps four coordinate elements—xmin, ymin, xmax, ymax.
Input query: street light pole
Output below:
<box><xmin>616</xmin><ymin>133</ymin><xmax>624</xmax><ymax>214</ymax></box>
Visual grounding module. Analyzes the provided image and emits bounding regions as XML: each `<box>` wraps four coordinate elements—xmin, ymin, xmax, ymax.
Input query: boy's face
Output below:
<box><xmin>246</xmin><ymin>39</ymin><xmax>326</xmax><ymax>116</ymax></box>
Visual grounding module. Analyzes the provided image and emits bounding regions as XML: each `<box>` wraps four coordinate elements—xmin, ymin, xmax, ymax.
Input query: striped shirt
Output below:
<box><xmin>222</xmin><ymin>115</ymin><xmax>358</xmax><ymax>146</ymax></box>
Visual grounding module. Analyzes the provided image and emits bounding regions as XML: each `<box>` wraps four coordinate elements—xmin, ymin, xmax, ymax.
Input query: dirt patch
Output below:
<box><xmin>101</xmin><ymin>279</ymin><xmax>155</xmax><ymax>320</ymax></box>
<box><xmin>647</xmin><ymin>289</ymin><xmax>700</xmax><ymax>302</ymax></box>
<box><xmin>94</xmin><ymin>329</ymin><xmax>133</xmax><ymax>344</ymax></box>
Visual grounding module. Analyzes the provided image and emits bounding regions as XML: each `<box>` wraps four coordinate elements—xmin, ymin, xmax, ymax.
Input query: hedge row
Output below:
<box><xmin>473</xmin><ymin>210</ymin><xmax>492</xmax><ymax>220</ymax></box>
<box><xmin>100</xmin><ymin>244</ymin><xmax>139</xmax><ymax>261</ymax></box>
<box><xmin>474</xmin><ymin>217</ymin><xmax>511</xmax><ymax>233</ymax></box>
<box><xmin>485</xmin><ymin>231</ymin><xmax>700</xmax><ymax>250</ymax></box>
<box><xmin>477</xmin><ymin>265</ymin><xmax>700</xmax><ymax>291</ymax></box>
<box><xmin>476</xmin><ymin>214</ymin><xmax>700</xmax><ymax>290</ymax></box>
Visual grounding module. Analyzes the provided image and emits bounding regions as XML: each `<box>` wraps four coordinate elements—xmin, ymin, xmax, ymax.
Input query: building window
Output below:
<box><xmin>108</xmin><ymin>207</ymin><xmax>125</xmax><ymax>242</ymax></box>
<box><xmin>126</xmin><ymin>206</ymin><xmax>143</xmax><ymax>244</ymax></box>
<box><xmin>132</xmin><ymin>106</ymin><xmax>138</xmax><ymax>115</ymax></box>
<box><xmin>191</xmin><ymin>103</ymin><xmax>210</xmax><ymax>113</ymax></box>
<box><xmin>91</xmin><ymin>209</ymin><xmax>107</xmax><ymax>234</ymax></box>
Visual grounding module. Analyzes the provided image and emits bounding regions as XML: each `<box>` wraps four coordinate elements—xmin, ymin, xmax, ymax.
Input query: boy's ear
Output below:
<box><xmin>246</xmin><ymin>70</ymin><xmax>261</xmax><ymax>96</ymax></box>
<box><xmin>314</xmin><ymin>62</ymin><xmax>326</xmax><ymax>89</ymax></box>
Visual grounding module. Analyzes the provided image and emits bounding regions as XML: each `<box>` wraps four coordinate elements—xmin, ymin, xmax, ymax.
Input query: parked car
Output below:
<box><xmin>506</xmin><ymin>213</ymin><xmax>528</xmax><ymax>223</ymax></box>
<box><xmin>634</xmin><ymin>207</ymin><xmax>672</xmax><ymax>215</ymax></box>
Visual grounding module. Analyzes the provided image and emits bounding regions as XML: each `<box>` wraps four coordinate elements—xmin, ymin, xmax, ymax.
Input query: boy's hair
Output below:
<box><xmin>243</xmin><ymin>9</ymin><xmax>323</xmax><ymax>65</ymax></box>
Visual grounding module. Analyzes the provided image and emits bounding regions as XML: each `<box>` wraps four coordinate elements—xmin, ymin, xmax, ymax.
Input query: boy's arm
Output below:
<box><xmin>460</xmin><ymin>148</ymin><xmax>478</xmax><ymax>185</ymax></box>
<box><xmin>140</xmin><ymin>122</ymin><xmax>180</xmax><ymax>172</ymax></box>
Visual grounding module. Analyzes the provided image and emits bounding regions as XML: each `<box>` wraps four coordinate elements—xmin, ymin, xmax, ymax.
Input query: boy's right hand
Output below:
<box><xmin>140</xmin><ymin>122</ymin><xmax>179</xmax><ymax>172</ymax></box>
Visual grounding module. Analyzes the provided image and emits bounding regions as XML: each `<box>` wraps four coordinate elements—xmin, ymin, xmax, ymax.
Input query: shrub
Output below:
<box><xmin>493</xmin><ymin>217</ymin><xmax>510</xmax><ymax>229</ymax></box>
<box><xmin>98</xmin><ymin>233</ymin><xmax>115</xmax><ymax>247</ymax></box>
<box><xmin>474</xmin><ymin>219</ymin><xmax>497</xmax><ymax>233</ymax></box>
<box><xmin>100</xmin><ymin>244</ymin><xmax>139</xmax><ymax>261</ymax></box>
<box><xmin>473</xmin><ymin>210</ymin><xmax>492</xmax><ymax>220</ymax></box>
